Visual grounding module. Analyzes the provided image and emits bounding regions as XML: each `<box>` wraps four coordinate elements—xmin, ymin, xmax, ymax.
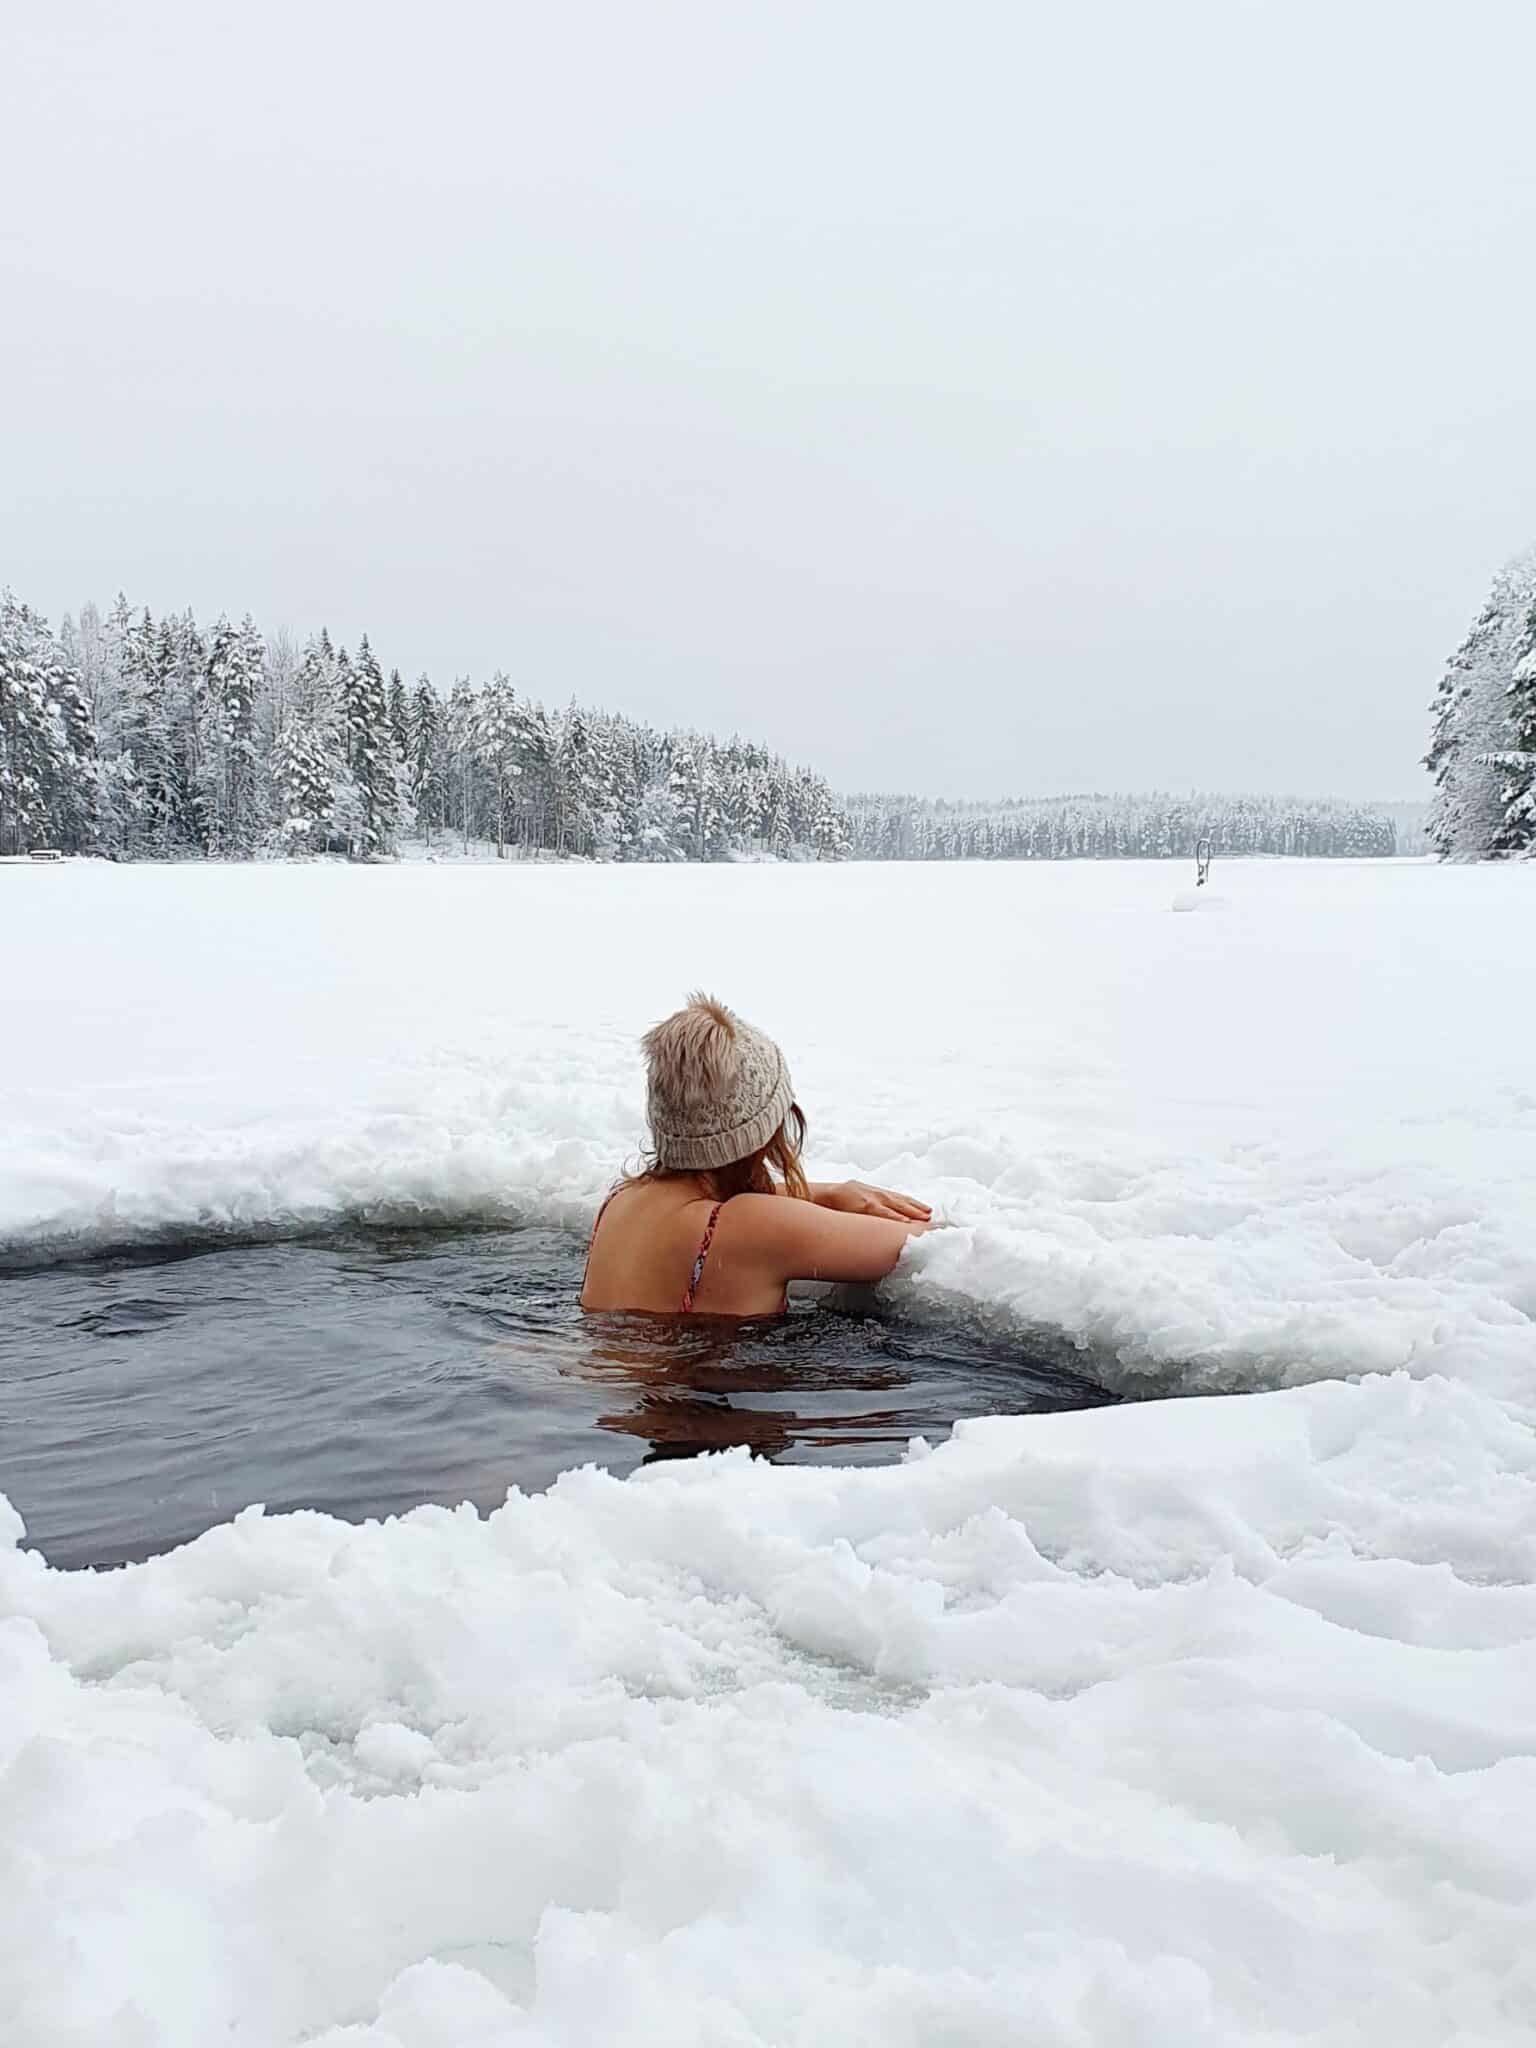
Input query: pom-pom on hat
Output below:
<box><xmin>643</xmin><ymin>992</ymin><xmax>794</xmax><ymax>1171</ymax></box>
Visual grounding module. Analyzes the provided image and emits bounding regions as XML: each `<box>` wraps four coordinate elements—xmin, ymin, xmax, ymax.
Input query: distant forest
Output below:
<box><xmin>845</xmin><ymin>792</ymin><xmax>1399</xmax><ymax>860</ymax></box>
<box><xmin>3</xmin><ymin>588</ymin><xmax>1402</xmax><ymax>862</ymax></box>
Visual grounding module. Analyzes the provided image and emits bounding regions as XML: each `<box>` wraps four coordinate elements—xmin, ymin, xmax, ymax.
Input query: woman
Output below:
<box><xmin>581</xmin><ymin>993</ymin><xmax>932</xmax><ymax>1317</ymax></box>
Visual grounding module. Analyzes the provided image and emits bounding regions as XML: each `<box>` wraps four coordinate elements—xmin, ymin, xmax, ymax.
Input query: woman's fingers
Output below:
<box><xmin>877</xmin><ymin>1200</ymin><xmax>930</xmax><ymax>1221</ymax></box>
<box><xmin>833</xmin><ymin>1180</ymin><xmax>932</xmax><ymax>1221</ymax></box>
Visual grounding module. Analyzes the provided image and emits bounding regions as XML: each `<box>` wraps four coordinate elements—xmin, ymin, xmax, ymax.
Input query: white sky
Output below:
<box><xmin>5</xmin><ymin>0</ymin><xmax>1534</xmax><ymax>798</ymax></box>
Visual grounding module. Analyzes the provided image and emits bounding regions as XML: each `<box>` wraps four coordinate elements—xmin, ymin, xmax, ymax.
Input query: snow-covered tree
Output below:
<box><xmin>441</xmin><ymin>681</ymin><xmax>481</xmax><ymax>849</ymax></box>
<box><xmin>517</xmin><ymin>698</ymin><xmax>554</xmax><ymax>850</ymax></box>
<box><xmin>267</xmin><ymin>629</ymin><xmax>356</xmax><ymax>853</ymax></box>
<box><xmin>1426</xmin><ymin>549</ymin><xmax>1536</xmax><ymax>860</ymax></box>
<box><xmin>291</xmin><ymin>628</ymin><xmax>336</xmax><ymax>722</ymax></box>
<box><xmin>668</xmin><ymin>737</ymin><xmax>721</xmax><ymax>860</ymax></box>
<box><xmin>0</xmin><ymin>592</ymin><xmax>99</xmax><ymax>853</ymax></box>
<box><xmin>201</xmin><ymin>614</ymin><xmax>264</xmax><ymax>855</ymax></box>
<box><xmin>552</xmin><ymin>702</ymin><xmax>598</xmax><ymax>855</ymax></box>
<box><xmin>387</xmin><ymin>669</ymin><xmax>411</xmax><ymax>758</ymax></box>
<box><xmin>407</xmin><ymin>676</ymin><xmax>445</xmax><ymax>838</ymax></box>
<box><xmin>271</xmin><ymin>721</ymin><xmax>330</xmax><ymax>851</ymax></box>
<box><xmin>474</xmin><ymin>673</ymin><xmax>523</xmax><ymax>857</ymax></box>
<box><xmin>340</xmin><ymin>636</ymin><xmax>401</xmax><ymax>855</ymax></box>
<box><xmin>1486</xmin><ymin>585</ymin><xmax>1536</xmax><ymax>854</ymax></box>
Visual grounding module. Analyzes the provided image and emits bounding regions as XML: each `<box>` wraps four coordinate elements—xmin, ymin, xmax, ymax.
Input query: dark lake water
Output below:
<box><xmin>2</xmin><ymin>1227</ymin><xmax>1116</xmax><ymax>1570</ymax></box>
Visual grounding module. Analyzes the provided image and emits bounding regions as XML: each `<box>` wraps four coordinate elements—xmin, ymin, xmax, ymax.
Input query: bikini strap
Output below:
<box><xmin>681</xmin><ymin>1202</ymin><xmax>724</xmax><ymax>1313</ymax></box>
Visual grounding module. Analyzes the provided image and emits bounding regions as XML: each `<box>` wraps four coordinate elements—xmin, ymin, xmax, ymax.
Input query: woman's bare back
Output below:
<box><xmin>580</xmin><ymin>1177</ymin><xmax>929</xmax><ymax>1318</ymax></box>
<box><xmin>580</xmin><ymin>1181</ymin><xmax>788</xmax><ymax>1318</ymax></box>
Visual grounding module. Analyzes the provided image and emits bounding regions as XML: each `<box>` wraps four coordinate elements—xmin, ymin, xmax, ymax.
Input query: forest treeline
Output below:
<box><xmin>0</xmin><ymin>594</ymin><xmax>848</xmax><ymax>862</ymax></box>
<box><xmin>845</xmin><ymin>792</ymin><xmax>1397</xmax><ymax>860</ymax></box>
<box><xmin>1425</xmin><ymin>548</ymin><xmax>1536</xmax><ymax>858</ymax></box>
<box><xmin>2</xmin><ymin>587</ymin><xmax>1401</xmax><ymax>863</ymax></box>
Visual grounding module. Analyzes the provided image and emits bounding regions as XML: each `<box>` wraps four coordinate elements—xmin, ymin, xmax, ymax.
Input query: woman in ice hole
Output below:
<box><xmin>581</xmin><ymin>993</ymin><xmax>933</xmax><ymax>1317</ymax></box>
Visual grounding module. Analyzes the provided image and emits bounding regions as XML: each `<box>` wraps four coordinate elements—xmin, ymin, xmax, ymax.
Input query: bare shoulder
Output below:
<box><xmin>719</xmin><ymin>1191</ymin><xmax>838</xmax><ymax>1245</ymax></box>
<box><xmin>599</xmin><ymin>1180</ymin><xmax>706</xmax><ymax>1230</ymax></box>
<box><xmin>717</xmin><ymin>1191</ymin><xmax>797</xmax><ymax>1236</ymax></box>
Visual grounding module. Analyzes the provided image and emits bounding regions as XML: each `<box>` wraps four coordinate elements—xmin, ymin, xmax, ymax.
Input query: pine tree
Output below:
<box><xmin>759</xmin><ymin>772</ymin><xmax>791</xmax><ymax>859</ymax></box>
<box><xmin>63</xmin><ymin>595</ymin><xmax>138</xmax><ymax>855</ymax></box>
<box><xmin>0</xmin><ymin>593</ymin><xmax>99</xmax><ymax>853</ymax></box>
<box><xmin>806</xmin><ymin>772</ymin><xmax>850</xmax><ymax>860</ymax></box>
<box><xmin>292</xmin><ymin>629</ymin><xmax>336</xmax><ymax>721</ymax></box>
<box><xmin>203</xmin><ymin>614</ymin><xmax>264</xmax><ymax>855</ymax></box>
<box><xmin>269</xmin><ymin>630</ymin><xmax>356</xmax><ymax>853</ymax></box>
<box><xmin>1426</xmin><ymin>550</ymin><xmax>1536</xmax><ymax>860</ymax></box>
<box><xmin>169</xmin><ymin>610</ymin><xmax>213</xmax><ymax>852</ymax></box>
<box><xmin>443</xmin><ymin>681</ymin><xmax>481</xmax><ymax>849</ymax></box>
<box><xmin>272</xmin><ymin>720</ymin><xmax>344</xmax><ymax>853</ymax></box>
<box><xmin>597</xmin><ymin>724</ymin><xmax>643</xmax><ymax>861</ymax></box>
<box><xmin>721</xmin><ymin>739</ymin><xmax>769</xmax><ymax>852</ymax></box>
<box><xmin>387</xmin><ymin>669</ymin><xmax>411</xmax><ymax>757</ymax></box>
<box><xmin>137</xmin><ymin>617</ymin><xmax>180</xmax><ymax>853</ymax></box>
<box><xmin>340</xmin><ymin>635</ymin><xmax>401</xmax><ymax>855</ymax></box>
<box><xmin>474</xmin><ymin>673</ymin><xmax>523</xmax><ymax>857</ymax></box>
<box><xmin>553</xmin><ymin>702</ymin><xmax>597</xmax><ymax>855</ymax></box>
<box><xmin>668</xmin><ymin>736</ymin><xmax>721</xmax><ymax>860</ymax></box>
<box><xmin>48</xmin><ymin>642</ymin><xmax>100</xmax><ymax>850</ymax></box>
<box><xmin>518</xmin><ymin>699</ymin><xmax>554</xmax><ymax>851</ymax></box>
<box><xmin>1489</xmin><ymin>590</ymin><xmax>1536</xmax><ymax>853</ymax></box>
<box><xmin>407</xmin><ymin>676</ymin><xmax>445</xmax><ymax>839</ymax></box>
<box><xmin>112</xmin><ymin>608</ymin><xmax>157</xmax><ymax>854</ymax></box>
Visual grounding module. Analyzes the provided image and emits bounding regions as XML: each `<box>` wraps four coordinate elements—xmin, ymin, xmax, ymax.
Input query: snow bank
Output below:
<box><xmin>3</xmin><ymin>1370</ymin><xmax>1534</xmax><ymax>2045</ymax></box>
<box><xmin>3</xmin><ymin>858</ymin><xmax>1532</xmax><ymax>1403</ymax></box>
<box><xmin>4</xmin><ymin>860</ymin><xmax>1536</xmax><ymax>2042</ymax></box>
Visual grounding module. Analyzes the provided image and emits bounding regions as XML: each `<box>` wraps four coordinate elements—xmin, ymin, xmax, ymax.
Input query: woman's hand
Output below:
<box><xmin>810</xmin><ymin>1180</ymin><xmax>932</xmax><ymax>1223</ymax></box>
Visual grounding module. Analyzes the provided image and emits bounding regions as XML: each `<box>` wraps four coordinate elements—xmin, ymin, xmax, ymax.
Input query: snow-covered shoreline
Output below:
<box><xmin>2</xmin><ymin>857</ymin><xmax>1533</xmax><ymax>2044</ymax></box>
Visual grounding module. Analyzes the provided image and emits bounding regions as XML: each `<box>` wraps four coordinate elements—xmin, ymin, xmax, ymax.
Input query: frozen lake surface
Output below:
<box><xmin>2</xmin><ymin>857</ymin><xmax>1533</xmax><ymax>2045</ymax></box>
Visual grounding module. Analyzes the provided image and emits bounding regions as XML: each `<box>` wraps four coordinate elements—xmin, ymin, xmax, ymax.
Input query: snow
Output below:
<box><xmin>3</xmin><ymin>856</ymin><xmax>1535</xmax><ymax>2044</ymax></box>
<box><xmin>3</xmin><ymin>1375</ymin><xmax>1535</xmax><ymax>2044</ymax></box>
<box><xmin>1170</xmin><ymin>885</ymin><xmax>1229</xmax><ymax>912</ymax></box>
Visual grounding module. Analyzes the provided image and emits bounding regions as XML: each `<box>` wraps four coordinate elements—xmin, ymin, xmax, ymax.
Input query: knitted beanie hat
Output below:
<box><xmin>643</xmin><ymin>993</ymin><xmax>795</xmax><ymax>1171</ymax></box>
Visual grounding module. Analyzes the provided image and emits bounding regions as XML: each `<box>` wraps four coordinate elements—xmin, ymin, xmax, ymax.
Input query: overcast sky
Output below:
<box><xmin>5</xmin><ymin>1</ymin><xmax>1534</xmax><ymax>799</ymax></box>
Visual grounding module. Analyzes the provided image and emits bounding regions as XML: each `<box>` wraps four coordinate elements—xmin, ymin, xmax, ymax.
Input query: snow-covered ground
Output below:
<box><xmin>2</xmin><ymin>858</ymin><xmax>1534</xmax><ymax>2044</ymax></box>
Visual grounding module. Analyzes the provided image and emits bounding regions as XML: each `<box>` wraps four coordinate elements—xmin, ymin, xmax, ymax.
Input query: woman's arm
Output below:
<box><xmin>732</xmin><ymin>1192</ymin><xmax>931</xmax><ymax>1287</ymax></box>
<box><xmin>803</xmin><ymin>1179</ymin><xmax>932</xmax><ymax>1223</ymax></box>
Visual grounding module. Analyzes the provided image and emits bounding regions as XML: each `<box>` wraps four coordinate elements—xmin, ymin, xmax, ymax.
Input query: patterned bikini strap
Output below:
<box><xmin>681</xmin><ymin>1202</ymin><xmax>724</xmax><ymax>1313</ymax></box>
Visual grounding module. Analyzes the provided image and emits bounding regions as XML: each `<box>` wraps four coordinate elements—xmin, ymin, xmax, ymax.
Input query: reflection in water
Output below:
<box><xmin>569</xmin><ymin>1300</ymin><xmax>1109</xmax><ymax>1468</ymax></box>
<box><xmin>578</xmin><ymin>1312</ymin><xmax>916</xmax><ymax>1463</ymax></box>
<box><xmin>3</xmin><ymin>1227</ymin><xmax>1116</xmax><ymax>1568</ymax></box>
